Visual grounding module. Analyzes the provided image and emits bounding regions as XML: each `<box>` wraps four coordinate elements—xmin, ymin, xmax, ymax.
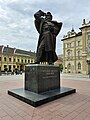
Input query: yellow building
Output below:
<box><xmin>62</xmin><ymin>19</ymin><xmax>90</xmax><ymax>74</ymax></box>
<box><xmin>0</xmin><ymin>45</ymin><xmax>36</xmax><ymax>72</ymax></box>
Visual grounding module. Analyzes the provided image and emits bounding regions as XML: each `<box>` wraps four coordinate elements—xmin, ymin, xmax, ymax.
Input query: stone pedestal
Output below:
<box><xmin>8</xmin><ymin>64</ymin><xmax>76</xmax><ymax>107</ymax></box>
<box><xmin>25</xmin><ymin>64</ymin><xmax>60</xmax><ymax>93</ymax></box>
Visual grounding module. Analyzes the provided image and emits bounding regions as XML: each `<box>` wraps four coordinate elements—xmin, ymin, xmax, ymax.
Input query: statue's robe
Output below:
<box><xmin>34</xmin><ymin>10</ymin><xmax>62</xmax><ymax>62</ymax></box>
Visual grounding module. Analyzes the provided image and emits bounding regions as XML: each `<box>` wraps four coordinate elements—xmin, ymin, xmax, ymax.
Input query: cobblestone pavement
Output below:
<box><xmin>61</xmin><ymin>73</ymin><xmax>90</xmax><ymax>81</ymax></box>
<box><xmin>0</xmin><ymin>73</ymin><xmax>90</xmax><ymax>120</ymax></box>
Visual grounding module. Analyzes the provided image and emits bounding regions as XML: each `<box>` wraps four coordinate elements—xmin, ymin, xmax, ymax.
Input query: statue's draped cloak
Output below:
<box><xmin>34</xmin><ymin>11</ymin><xmax>62</xmax><ymax>62</ymax></box>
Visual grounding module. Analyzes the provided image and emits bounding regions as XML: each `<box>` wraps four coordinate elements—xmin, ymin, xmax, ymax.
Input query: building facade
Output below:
<box><xmin>0</xmin><ymin>45</ymin><xmax>36</xmax><ymax>72</ymax></box>
<box><xmin>62</xmin><ymin>19</ymin><xmax>90</xmax><ymax>74</ymax></box>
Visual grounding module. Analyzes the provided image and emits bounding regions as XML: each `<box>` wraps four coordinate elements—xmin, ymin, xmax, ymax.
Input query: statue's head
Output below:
<box><xmin>45</xmin><ymin>12</ymin><xmax>52</xmax><ymax>21</ymax></box>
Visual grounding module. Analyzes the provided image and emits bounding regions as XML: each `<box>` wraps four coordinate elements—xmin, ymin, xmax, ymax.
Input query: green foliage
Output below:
<box><xmin>59</xmin><ymin>64</ymin><xmax>63</xmax><ymax>72</ymax></box>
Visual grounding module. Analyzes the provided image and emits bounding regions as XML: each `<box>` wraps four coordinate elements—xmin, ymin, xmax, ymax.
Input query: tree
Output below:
<box><xmin>59</xmin><ymin>64</ymin><xmax>63</xmax><ymax>72</ymax></box>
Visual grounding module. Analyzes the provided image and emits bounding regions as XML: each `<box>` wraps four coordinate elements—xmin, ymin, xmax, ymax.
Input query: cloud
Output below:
<box><xmin>0</xmin><ymin>0</ymin><xmax>90</xmax><ymax>55</ymax></box>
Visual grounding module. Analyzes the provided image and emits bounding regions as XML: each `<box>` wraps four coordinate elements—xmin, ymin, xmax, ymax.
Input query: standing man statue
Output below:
<box><xmin>34</xmin><ymin>10</ymin><xmax>62</xmax><ymax>64</ymax></box>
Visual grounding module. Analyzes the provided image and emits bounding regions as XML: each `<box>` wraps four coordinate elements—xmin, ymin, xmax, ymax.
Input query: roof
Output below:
<box><xmin>79</xmin><ymin>23</ymin><xmax>90</xmax><ymax>29</ymax></box>
<box><xmin>3</xmin><ymin>47</ymin><xmax>14</xmax><ymax>54</ymax></box>
<box><xmin>61</xmin><ymin>32</ymin><xmax>82</xmax><ymax>41</ymax></box>
<box><xmin>0</xmin><ymin>45</ymin><xmax>36</xmax><ymax>58</ymax></box>
<box><xmin>15</xmin><ymin>49</ymin><xmax>36</xmax><ymax>58</ymax></box>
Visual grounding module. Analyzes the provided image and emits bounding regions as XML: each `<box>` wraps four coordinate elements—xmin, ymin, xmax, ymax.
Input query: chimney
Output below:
<box><xmin>1</xmin><ymin>45</ymin><xmax>4</xmax><ymax>53</ymax></box>
<box><xmin>82</xmin><ymin>19</ymin><xmax>86</xmax><ymax>25</ymax></box>
<box><xmin>14</xmin><ymin>48</ymin><xmax>16</xmax><ymax>54</ymax></box>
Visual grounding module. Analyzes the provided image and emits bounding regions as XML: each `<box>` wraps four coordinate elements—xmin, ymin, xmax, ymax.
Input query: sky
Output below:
<box><xmin>0</xmin><ymin>0</ymin><xmax>90</xmax><ymax>55</ymax></box>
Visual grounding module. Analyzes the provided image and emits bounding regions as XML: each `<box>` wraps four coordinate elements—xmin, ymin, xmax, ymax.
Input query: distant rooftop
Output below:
<box><xmin>62</xmin><ymin>19</ymin><xmax>90</xmax><ymax>41</ymax></box>
<box><xmin>0</xmin><ymin>45</ymin><xmax>36</xmax><ymax>58</ymax></box>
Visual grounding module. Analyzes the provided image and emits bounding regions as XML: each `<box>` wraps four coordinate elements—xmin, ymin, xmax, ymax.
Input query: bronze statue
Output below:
<box><xmin>34</xmin><ymin>10</ymin><xmax>62</xmax><ymax>64</ymax></box>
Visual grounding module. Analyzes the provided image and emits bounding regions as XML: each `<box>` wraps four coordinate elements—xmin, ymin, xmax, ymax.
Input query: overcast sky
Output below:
<box><xmin>0</xmin><ymin>0</ymin><xmax>90</xmax><ymax>55</ymax></box>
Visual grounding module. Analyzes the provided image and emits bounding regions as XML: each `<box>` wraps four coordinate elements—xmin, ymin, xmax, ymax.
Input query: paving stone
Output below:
<box><xmin>0</xmin><ymin>73</ymin><xmax>90</xmax><ymax>120</ymax></box>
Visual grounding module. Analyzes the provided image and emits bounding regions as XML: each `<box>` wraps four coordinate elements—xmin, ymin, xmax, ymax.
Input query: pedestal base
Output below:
<box><xmin>8</xmin><ymin>87</ymin><xmax>76</xmax><ymax>107</ymax></box>
<box><xmin>25</xmin><ymin>64</ymin><xmax>60</xmax><ymax>93</ymax></box>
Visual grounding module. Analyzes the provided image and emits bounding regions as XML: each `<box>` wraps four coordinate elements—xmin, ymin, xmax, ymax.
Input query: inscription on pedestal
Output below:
<box><xmin>25</xmin><ymin>64</ymin><xmax>60</xmax><ymax>93</ymax></box>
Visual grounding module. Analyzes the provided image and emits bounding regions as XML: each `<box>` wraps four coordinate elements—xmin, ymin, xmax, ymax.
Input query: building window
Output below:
<box><xmin>4</xmin><ymin>65</ymin><xmax>7</xmax><ymax>71</ymax></box>
<box><xmin>77</xmin><ymin>41</ymin><xmax>80</xmax><ymax>46</ymax></box>
<box><xmin>0</xmin><ymin>57</ymin><xmax>1</xmax><ymax>61</ymax></box>
<box><xmin>18</xmin><ymin>59</ymin><xmax>19</xmax><ymax>62</ymax></box>
<box><xmin>21</xmin><ymin>59</ymin><xmax>23</xmax><ymax>63</ymax></box>
<box><xmin>25</xmin><ymin>59</ymin><xmax>27</xmax><ymax>63</ymax></box>
<box><xmin>67</xmin><ymin>63</ymin><xmax>71</xmax><ymax>69</ymax></box>
<box><xmin>9</xmin><ymin>65</ymin><xmax>11</xmax><ymax>71</ymax></box>
<box><xmin>13</xmin><ymin>58</ymin><xmax>16</xmax><ymax>62</ymax></box>
<box><xmin>13</xmin><ymin>65</ymin><xmax>15</xmax><ymax>69</ymax></box>
<box><xmin>87</xmin><ymin>43</ymin><xmax>90</xmax><ymax>53</ymax></box>
<box><xmin>88</xmin><ymin>35</ymin><xmax>90</xmax><ymax>40</ymax></box>
<box><xmin>28</xmin><ymin>60</ymin><xmax>30</xmax><ymax>63</ymax></box>
<box><xmin>4</xmin><ymin>57</ymin><xmax>7</xmax><ymax>62</ymax></box>
<box><xmin>67</xmin><ymin>51</ymin><xmax>71</xmax><ymax>59</ymax></box>
<box><xmin>9</xmin><ymin>58</ymin><xmax>11</xmax><ymax>62</ymax></box>
<box><xmin>78</xmin><ymin>63</ymin><xmax>81</xmax><ymax>69</ymax></box>
<box><xmin>67</xmin><ymin>43</ymin><xmax>71</xmax><ymax>48</ymax></box>
<box><xmin>17</xmin><ymin>66</ymin><xmax>19</xmax><ymax>68</ymax></box>
<box><xmin>77</xmin><ymin>51</ymin><xmax>80</xmax><ymax>59</ymax></box>
<box><xmin>31</xmin><ymin>59</ymin><xmax>33</xmax><ymax>63</ymax></box>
